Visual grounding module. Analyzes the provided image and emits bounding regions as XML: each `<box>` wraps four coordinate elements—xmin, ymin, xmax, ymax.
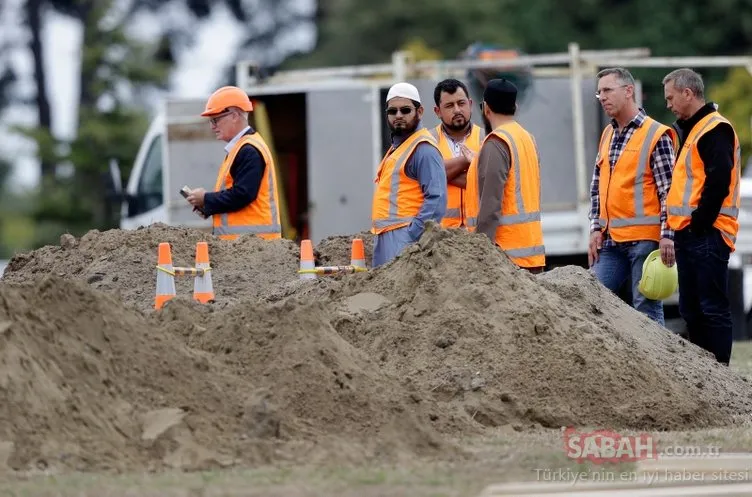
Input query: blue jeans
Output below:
<box><xmin>674</xmin><ymin>227</ymin><xmax>732</xmax><ymax>365</ymax></box>
<box><xmin>591</xmin><ymin>240</ymin><xmax>664</xmax><ymax>325</ymax></box>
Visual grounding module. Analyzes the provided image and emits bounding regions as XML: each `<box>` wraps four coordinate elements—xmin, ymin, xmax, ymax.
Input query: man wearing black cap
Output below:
<box><xmin>463</xmin><ymin>79</ymin><xmax>546</xmax><ymax>271</ymax></box>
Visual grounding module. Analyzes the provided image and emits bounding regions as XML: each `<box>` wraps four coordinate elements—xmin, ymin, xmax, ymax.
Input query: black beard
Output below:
<box><xmin>390</xmin><ymin>119</ymin><xmax>419</xmax><ymax>137</ymax></box>
<box><xmin>483</xmin><ymin>114</ymin><xmax>492</xmax><ymax>135</ymax></box>
<box><xmin>444</xmin><ymin>119</ymin><xmax>469</xmax><ymax>132</ymax></box>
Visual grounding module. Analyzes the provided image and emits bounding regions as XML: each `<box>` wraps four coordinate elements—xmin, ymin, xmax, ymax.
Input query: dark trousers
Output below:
<box><xmin>675</xmin><ymin>227</ymin><xmax>733</xmax><ymax>365</ymax></box>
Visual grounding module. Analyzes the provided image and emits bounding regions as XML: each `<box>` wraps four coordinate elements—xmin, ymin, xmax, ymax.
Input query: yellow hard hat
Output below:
<box><xmin>638</xmin><ymin>249</ymin><xmax>678</xmax><ymax>300</ymax></box>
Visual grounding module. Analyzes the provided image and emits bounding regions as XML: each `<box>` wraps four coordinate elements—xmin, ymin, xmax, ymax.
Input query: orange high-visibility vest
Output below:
<box><xmin>597</xmin><ymin>117</ymin><xmax>677</xmax><ymax>243</ymax></box>
<box><xmin>429</xmin><ymin>124</ymin><xmax>484</xmax><ymax>229</ymax></box>
<box><xmin>465</xmin><ymin>121</ymin><xmax>546</xmax><ymax>268</ymax></box>
<box><xmin>371</xmin><ymin>128</ymin><xmax>440</xmax><ymax>234</ymax></box>
<box><xmin>667</xmin><ymin>111</ymin><xmax>741</xmax><ymax>250</ymax></box>
<box><xmin>212</xmin><ymin>132</ymin><xmax>282</xmax><ymax>241</ymax></box>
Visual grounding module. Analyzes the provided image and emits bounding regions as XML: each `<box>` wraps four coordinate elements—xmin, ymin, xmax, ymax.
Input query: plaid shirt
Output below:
<box><xmin>588</xmin><ymin>109</ymin><xmax>676</xmax><ymax>246</ymax></box>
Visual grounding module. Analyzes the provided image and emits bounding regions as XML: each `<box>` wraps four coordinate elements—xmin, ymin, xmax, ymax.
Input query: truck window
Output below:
<box><xmin>131</xmin><ymin>135</ymin><xmax>163</xmax><ymax>216</ymax></box>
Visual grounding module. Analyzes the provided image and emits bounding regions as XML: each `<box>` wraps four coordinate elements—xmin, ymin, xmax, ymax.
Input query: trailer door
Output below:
<box><xmin>306</xmin><ymin>86</ymin><xmax>377</xmax><ymax>243</ymax></box>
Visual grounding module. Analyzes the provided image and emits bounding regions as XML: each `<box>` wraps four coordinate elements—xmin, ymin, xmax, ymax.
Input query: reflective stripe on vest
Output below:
<box><xmin>504</xmin><ymin>245</ymin><xmax>546</xmax><ymax>258</ymax></box>
<box><xmin>371</xmin><ymin>137</ymin><xmax>418</xmax><ymax>228</ymax></box>
<box><xmin>213</xmin><ymin>134</ymin><xmax>281</xmax><ymax>238</ymax></box>
<box><xmin>429</xmin><ymin>125</ymin><xmax>485</xmax><ymax>228</ymax></box>
<box><xmin>466</xmin><ymin>128</ymin><xmax>542</xmax><ymax>228</ymax></box>
<box><xmin>464</xmin><ymin>121</ymin><xmax>546</xmax><ymax>267</ymax></box>
<box><xmin>667</xmin><ymin>111</ymin><xmax>741</xmax><ymax>250</ymax></box>
<box><xmin>667</xmin><ymin>116</ymin><xmax>740</xmax><ymax>220</ymax></box>
<box><xmin>444</xmin><ymin>208</ymin><xmax>461</xmax><ymax>219</ymax></box>
<box><xmin>597</xmin><ymin>119</ymin><xmax>663</xmax><ymax>229</ymax></box>
<box><xmin>371</xmin><ymin>130</ymin><xmax>436</xmax><ymax>232</ymax></box>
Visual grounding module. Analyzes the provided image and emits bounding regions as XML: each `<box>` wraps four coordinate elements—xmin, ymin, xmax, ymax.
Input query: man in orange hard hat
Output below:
<box><xmin>185</xmin><ymin>85</ymin><xmax>282</xmax><ymax>240</ymax></box>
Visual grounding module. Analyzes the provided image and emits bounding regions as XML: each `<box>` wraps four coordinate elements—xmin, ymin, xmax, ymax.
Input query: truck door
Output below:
<box><xmin>306</xmin><ymin>86</ymin><xmax>378</xmax><ymax>243</ymax></box>
<box><xmin>121</xmin><ymin>133</ymin><xmax>167</xmax><ymax>229</ymax></box>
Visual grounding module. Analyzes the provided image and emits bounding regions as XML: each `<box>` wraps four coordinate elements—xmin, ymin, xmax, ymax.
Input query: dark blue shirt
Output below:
<box><xmin>203</xmin><ymin>127</ymin><xmax>265</xmax><ymax>216</ymax></box>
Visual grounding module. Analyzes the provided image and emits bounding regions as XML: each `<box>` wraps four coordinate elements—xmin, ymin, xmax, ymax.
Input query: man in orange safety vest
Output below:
<box><xmin>185</xmin><ymin>86</ymin><xmax>282</xmax><ymax>241</ymax></box>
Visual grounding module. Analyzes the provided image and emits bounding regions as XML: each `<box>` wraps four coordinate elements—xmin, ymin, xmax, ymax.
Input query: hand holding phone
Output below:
<box><xmin>181</xmin><ymin>185</ymin><xmax>206</xmax><ymax>217</ymax></box>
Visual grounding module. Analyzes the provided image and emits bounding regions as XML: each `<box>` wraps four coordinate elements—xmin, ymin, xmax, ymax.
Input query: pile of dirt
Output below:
<box><xmin>324</xmin><ymin>226</ymin><xmax>752</xmax><ymax>432</ymax></box>
<box><xmin>2</xmin><ymin>223</ymin><xmax>752</xmax><ymax>474</ymax></box>
<box><xmin>322</xmin><ymin>230</ymin><xmax>752</xmax><ymax>430</ymax></box>
<box><xmin>2</xmin><ymin>225</ymin><xmax>374</xmax><ymax>311</ymax></box>
<box><xmin>3</xmin><ymin>224</ymin><xmax>302</xmax><ymax>312</ymax></box>
<box><xmin>314</xmin><ymin>231</ymin><xmax>375</xmax><ymax>269</ymax></box>
<box><xmin>0</xmin><ymin>276</ymin><xmax>452</xmax><ymax>474</ymax></box>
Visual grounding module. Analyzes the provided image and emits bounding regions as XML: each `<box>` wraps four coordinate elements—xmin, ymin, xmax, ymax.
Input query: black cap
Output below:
<box><xmin>483</xmin><ymin>78</ymin><xmax>517</xmax><ymax>115</ymax></box>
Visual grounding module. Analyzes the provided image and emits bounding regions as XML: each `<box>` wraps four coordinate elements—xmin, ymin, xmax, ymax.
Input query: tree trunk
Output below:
<box><xmin>25</xmin><ymin>0</ymin><xmax>54</xmax><ymax>182</ymax></box>
<box><xmin>78</xmin><ymin>0</ymin><xmax>96</xmax><ymax>108</ymax></box>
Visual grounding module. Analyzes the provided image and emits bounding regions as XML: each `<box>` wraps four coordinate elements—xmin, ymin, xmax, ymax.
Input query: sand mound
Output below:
<box><xmin>0</xmin><ymin>276</ymin><xmax>245</xmax><ymax>473</ymax></box>
<box><xmin>0</xmin><ymin>276</ymin><xmax>451</xmax><ymax>473</ymax></box>
<box><xmin>315</xmin><ymin>231</ymin><xmax>375</xmax><ymax>269</ymax></box>
<box><xmin>2</xmin><ymin>223</ymin><xmax>752</xmax><ymax>473</ymax></box>
<box><xmin>2</xmin><ymin>224</ymin><xmax>301</xmax><ymax>312</ymax></box>
<box><xmin>324</xmin><ymin>226</ymin><xmax>752</xmax><ymax>431</ymax></box>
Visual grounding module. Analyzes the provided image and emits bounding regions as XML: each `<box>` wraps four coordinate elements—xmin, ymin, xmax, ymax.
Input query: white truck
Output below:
<box><xmin>108</xmin><ymin>43</ymin><xmax>752</xmax><ymax>337</ymax></box>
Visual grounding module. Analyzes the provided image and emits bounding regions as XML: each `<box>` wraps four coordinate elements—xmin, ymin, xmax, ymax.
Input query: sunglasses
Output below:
<box><xmin>386</xmin><ymin>106</ymin><xmax>415</xmax><ymax>116</ymax></box>
<box><xmin>209</xmin><ymin>110</ymin><xmax>233</xmax><ymax>126</ymax></box>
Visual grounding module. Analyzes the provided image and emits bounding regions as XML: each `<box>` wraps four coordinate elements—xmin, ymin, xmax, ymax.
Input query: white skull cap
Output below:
<box><xmin>386</xmin><ymin>82</ymin><xmax>421</xmax><ymax>104</ymax></box>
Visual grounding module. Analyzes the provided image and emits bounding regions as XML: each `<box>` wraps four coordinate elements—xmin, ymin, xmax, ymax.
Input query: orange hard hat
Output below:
<box><xmin>200</xmin><ymin>86</ymin><xmax>253</xmax><ymax>116</ymax></box>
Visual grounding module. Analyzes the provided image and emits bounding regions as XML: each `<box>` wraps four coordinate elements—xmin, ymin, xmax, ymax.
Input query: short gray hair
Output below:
<box><xmin>662</xmin><ymin>68</ymin><xmax>704</xmax><ymax>99</ymax></box>
<box><xmin>228</xmin><ymin>106</ymin><xmax>250</xmax><ymax>121</ymax></box>
<box><xmin>596</xmin><ymin>67</ymin><xmax>636</xmax><ymax>87</ymax></box>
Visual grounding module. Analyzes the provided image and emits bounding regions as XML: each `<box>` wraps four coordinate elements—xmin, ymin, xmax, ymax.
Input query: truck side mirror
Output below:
<box><xmin>104</xmin><ymin>158</ymin><xmax>133</xmax><ymax>208</ymax></box>
<box><xmin>109</xmin><ymin>158</ymin><xmax>123</xmax><ymax>195</ymax></box>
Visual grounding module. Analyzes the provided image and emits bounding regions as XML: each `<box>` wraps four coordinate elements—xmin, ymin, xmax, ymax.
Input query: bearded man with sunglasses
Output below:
<box><xmin>186</xmin><ymin>85</ymin><xmax>282</xmax><ymax>240</ymax></box>
<box><xmin>371</xmin><ymin>82</ymin><xmax>447</xmax><ymax>267</ymax></box>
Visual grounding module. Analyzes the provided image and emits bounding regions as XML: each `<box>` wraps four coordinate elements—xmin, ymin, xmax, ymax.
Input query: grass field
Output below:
<box><xmin>2</xmin><ymin>342</ymin><xmax>752</xmax><ymax>497</ymax></box>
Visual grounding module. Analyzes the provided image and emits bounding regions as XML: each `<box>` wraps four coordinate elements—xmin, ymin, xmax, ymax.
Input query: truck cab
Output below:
<box><xmin>119</xmin><ymin>111</ymin><xmax>171</xmax><ymax>230</ymax></box>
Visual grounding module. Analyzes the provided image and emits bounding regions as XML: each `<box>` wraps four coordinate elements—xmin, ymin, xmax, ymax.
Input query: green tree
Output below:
<box><xmin>284</xmin><ymin>0</ymin><xmax>516</xmax><ymax>68</ymax></box>
<box><xmin>293</xmin><ymin>0</ymin><xmax>752</xmax><ymax>126</ymax></box>
<box><xmin>16</xmin><ymin>0</ymin><xmax>171</xmax><ymax>248</ymax></box>
<box><xmin>10</xmin><ymin>0</ymin><xmax>311</xmax><ymax>250</ymax></box>
<box><xmin>709</xmin><ymin>67</ymin><xmax>752</xmax><ymax>170</ymax></box>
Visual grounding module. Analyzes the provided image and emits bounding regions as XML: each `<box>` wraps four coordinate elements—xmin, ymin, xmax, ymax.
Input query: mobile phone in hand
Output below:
<box><xmin>180</xmin><ymin>185</ymin><xmax>206</xmax><ymax>216</ymax></box>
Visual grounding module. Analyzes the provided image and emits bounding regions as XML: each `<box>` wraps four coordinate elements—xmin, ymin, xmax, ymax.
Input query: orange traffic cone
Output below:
<box><xmin>155</xmin><ymin>242</ymin><xmax>176</xmax><ymax>309</ymax></box>
<box><xmin>350</xmin><ymin>238</ymin><xmax>366</xmax><ymax>270</ymax></box>
<box><xmin>193</xmin><ymin>241</ymin><xmax>214</xmax><ymax>303</ymax></box>
<box><xmin>299</xmin><ymin>239</ymin><xmax>316</xmax><ymax>280</ymax></box>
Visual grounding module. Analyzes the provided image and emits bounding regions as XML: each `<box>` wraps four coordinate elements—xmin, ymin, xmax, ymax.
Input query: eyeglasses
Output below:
<box><xmin>386</xmin><ymin>106</ymin><xmax>415</xmax><ymax>116</ymax></box>
<box><xmin>595</xmin><ymin>85</ymin><xmax>629</xmax><ymax>98</ymax></box>
<box><xmin>209</xmin><ymin>110</ymin><xmax>233</xmax><ymax>125</ymax></box>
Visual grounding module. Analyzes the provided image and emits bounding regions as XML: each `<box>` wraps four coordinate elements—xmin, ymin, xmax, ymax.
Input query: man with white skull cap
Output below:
<box><xmin>371</xmin><ymin>82</ymin><xmax>447</xmax><ymax>267</ymax></box>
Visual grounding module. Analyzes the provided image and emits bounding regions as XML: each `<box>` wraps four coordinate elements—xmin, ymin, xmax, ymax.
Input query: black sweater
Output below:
<box><xmin>203</xmin><ymin>128</ymin><xmax>266</xmax><ymax>216</ymax></box>
<box><xmin>674</xmin><ymin>103</ymin><xmax>736</xmax><ymax>234</ymax></box>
